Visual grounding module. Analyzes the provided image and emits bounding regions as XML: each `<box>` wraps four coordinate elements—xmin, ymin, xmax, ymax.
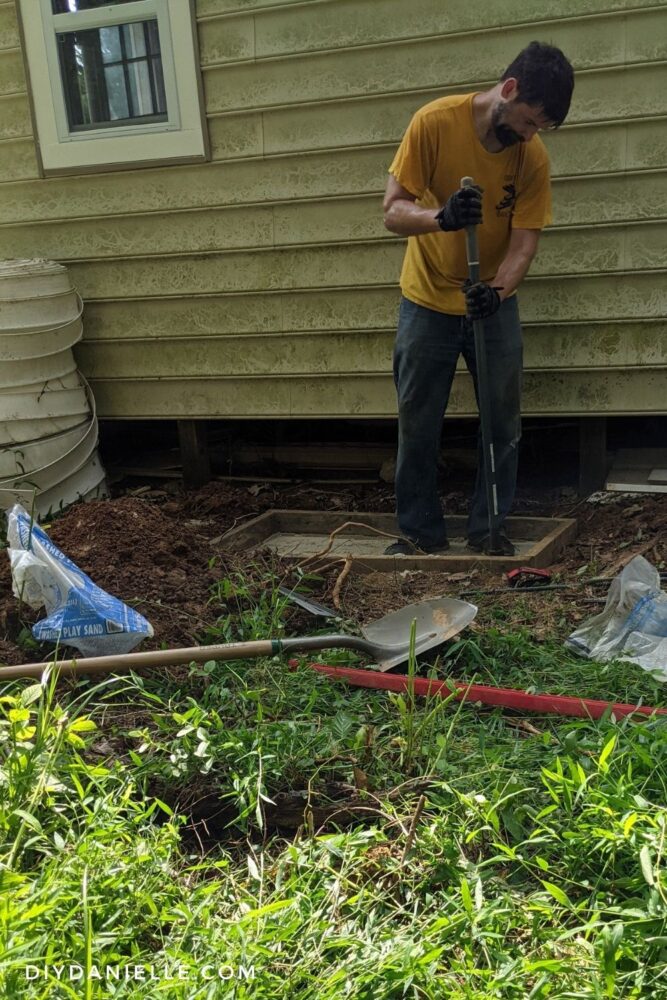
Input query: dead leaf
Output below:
<box><xmin>353</xmin><ymin>767</ymin><xmax>369</xmax><ymax>791</ymax></box>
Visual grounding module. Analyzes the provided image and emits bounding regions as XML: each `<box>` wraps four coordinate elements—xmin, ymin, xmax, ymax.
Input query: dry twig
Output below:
<box><xmin>332</xmin><ymin>556</ymin><xmax>353</xmax><ymax>609</ymax></box>
<box><xmin>602</xmin><ymin>530</ymin><xmax>664</xmax><ymax>578</ymax></box>
<box><xmin>402</xmin><ymin>794</ymin><xmax>427</xmax><ymax>863</ymax></box>
<box><xmin>304</xmin><ymin>555</ymin><xmax>348</xmax><ymax>576</ymax></box>
<box><xmin>507</xmin><ymin>718</ymin><xmax>547</xmax><ymax>738</ymax></box>
<box><xmin>296</xmin><ymin>520</ymin><xmax>401</xmax><ymax>570</ymax></box>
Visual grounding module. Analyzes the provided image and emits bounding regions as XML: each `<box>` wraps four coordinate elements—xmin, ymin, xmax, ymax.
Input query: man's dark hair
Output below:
<box><xmin>501</xmin><ymin>41</ymin><xmax>574</xmax><ymax>127</ymax></box>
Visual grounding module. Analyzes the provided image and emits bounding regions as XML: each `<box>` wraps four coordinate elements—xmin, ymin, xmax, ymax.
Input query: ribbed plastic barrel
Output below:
<box><xmin>0</xmin><ymin>260</ymin><xmax>108</xmax><ymax>517</ymax></box>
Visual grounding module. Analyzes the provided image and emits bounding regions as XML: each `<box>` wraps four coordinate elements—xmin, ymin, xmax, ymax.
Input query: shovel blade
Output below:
<box><xmin>361</xmin><ymin>598</ymin><xmax>477</xmax><ymax>671</ymax></box>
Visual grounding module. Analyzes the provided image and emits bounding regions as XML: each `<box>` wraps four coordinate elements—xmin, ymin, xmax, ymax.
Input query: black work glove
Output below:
<box><xmin>435</xmin><ymin>184</ymin><xmax>483</xmax><ymax>231</ymax></box>
<box><xmin>463</xmin><ymin>279</ymin><xmax>503</xmax><ymax>319</ymax></box>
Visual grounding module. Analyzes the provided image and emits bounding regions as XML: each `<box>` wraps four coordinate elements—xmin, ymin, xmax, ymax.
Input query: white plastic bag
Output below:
<box><xmin>565</xmin><ymin>555</ymin><xmax>667</xmax><ymax>680</ymax></box>
<box><xmin>6</xmin><ymin>504</ymin><xmax>153</xmax><ymax>657</ymax></box>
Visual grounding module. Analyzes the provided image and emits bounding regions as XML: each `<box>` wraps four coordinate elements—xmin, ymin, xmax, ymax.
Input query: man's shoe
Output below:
<box><xmin>384</xmin><ymin>538</ymin><xmax>450</xmax><ymax>556</ymax></box>
<box><xmin>467</xmin><ymin>531</ymin><xmax>515</xmax><ymax>556</ymax></box>
<box><xmin>423</xmin><ymin>540</ymin><xmax>450</xmax><ymax>554</ymax></box>
<box><xmin>384</xmin><ymin>538</ymin><xmax>419</xmax><ymax>556</ymax></box>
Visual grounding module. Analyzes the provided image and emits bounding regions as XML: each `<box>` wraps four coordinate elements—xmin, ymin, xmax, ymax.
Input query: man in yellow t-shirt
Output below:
<box><xmin>384</xmin><ymin>41</ymin><xmax>574</xmax><ymax>556</ymax></box>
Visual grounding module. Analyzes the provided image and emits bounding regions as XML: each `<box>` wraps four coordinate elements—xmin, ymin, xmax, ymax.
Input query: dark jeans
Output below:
<box><xmin>393</xmin><ymin>295</ymin><xmax>523</xmax><ymax>547</ymax></box>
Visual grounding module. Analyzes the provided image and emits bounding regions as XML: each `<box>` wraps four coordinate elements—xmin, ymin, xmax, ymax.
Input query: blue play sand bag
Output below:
<box><xmin>6</xmin><ymin>504</ymin><xmax>153</xmax><ymax>657</ymax></box>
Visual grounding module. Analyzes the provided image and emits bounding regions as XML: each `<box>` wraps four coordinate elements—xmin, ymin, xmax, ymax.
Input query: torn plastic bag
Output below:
<box><xmin>6</xmin><ymin>503</ymin><xmax>153</xmax><ymax>657</ymax></box>
<box><xmin>565</xmin><ymin>554</ymin><xmax>667</xmax><ymax>680</ymax></box>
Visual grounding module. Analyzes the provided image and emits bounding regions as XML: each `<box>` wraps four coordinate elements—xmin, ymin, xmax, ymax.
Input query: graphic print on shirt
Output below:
<box><xmin>496</xmin><ymin>180</ymin><xmax>517</xmax><ymax>217</ymax></box>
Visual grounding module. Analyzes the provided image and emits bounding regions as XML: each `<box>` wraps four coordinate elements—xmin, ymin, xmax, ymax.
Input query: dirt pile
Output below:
<box><xmin>0</xmin><ymin>483</ymin><xmax>665</xmax><ymax>666</ymax></box>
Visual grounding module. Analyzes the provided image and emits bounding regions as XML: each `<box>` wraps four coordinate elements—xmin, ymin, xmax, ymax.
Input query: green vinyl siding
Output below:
<box><xmin>1</xmin><ymin>0</ymin><xmax>665</xmax><ymax>417</ymax></box>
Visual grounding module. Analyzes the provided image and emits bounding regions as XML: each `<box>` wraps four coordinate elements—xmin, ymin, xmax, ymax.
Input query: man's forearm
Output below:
<box><xmin>383</xmin><ymin>199</ymin><xmax>441</xmax><ymax>236</ymax></box>
<box><xmin>492</xmin><ymin>249</ymin><xmax>536</xmax><ymax>301</ymax></box>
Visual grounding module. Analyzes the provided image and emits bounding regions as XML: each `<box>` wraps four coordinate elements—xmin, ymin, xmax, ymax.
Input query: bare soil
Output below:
<box><xmin>1</xmin><ymin>480</ymin><xmax>665</xmax><ymax>666</ymax></box>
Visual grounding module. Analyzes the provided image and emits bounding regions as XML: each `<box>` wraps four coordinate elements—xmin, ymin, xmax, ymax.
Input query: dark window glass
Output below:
<box><xmin>52</xmin><ymin>1</ymin><xmax>139</xmax><ymax>12</ymax></box>
<box><xmin>56</xmin><ymin>19</ymin><xmax>167</xmax><ymax>131</ymax></box>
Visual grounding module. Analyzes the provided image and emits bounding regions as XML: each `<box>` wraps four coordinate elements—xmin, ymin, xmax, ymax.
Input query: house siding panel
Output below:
<box><xmin>2</xmin><ymin>0</ymin><xmax>665</xmax><ymax>418</ymax></box>
<box><xmin>1</xmin><ymin>174</ymin><xmax>666</xmax><ymax>262</ymax></box>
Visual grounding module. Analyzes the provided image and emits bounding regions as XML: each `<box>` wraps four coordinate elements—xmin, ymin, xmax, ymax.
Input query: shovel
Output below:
<box><xmin>0</xmin><ymin>597</ymin><xmax>477</xmax><ymax>681</ymax></box>
<box><xmin>277</xmin><ymin>585</ymin><xmax>340</xmax><ymax>619</ymax></box>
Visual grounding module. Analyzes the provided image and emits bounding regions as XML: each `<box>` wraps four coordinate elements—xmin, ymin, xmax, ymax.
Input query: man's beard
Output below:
<box><xmin>491</xmin><ymin>105</ymin><xmax>523</xmax><ymax>148</ymax></box>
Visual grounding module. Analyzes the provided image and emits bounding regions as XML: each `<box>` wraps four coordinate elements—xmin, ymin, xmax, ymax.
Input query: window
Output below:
<box><xmin>17</xmin><ymin>0</ymin><xmax>209</xmax><ymax>174</ymax></box>
<box><xmin>58</xmin><ymin>21</ymin><xmax>168</xmax><ymax>132</ymax></box>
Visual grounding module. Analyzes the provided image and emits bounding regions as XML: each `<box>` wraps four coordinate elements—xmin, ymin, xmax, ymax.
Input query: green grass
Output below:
<box><xmin>1</xmin><ymin>572</ymin><xmax>667</xmax><ymax>998</ymax></box>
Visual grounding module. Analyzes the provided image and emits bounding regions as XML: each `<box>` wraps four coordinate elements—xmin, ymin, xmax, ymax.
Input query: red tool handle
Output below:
<box><xmin>297</xmin><ymin>662</ymin><xmax>667</xmax><ymax>720</ymax></box>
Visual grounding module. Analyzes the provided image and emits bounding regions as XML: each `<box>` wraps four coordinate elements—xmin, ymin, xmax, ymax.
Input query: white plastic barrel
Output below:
<box><xmin>0</xmin><ymin>316</ymin><xmax>83</xmax><ymax>362</ymax></box>
<box><xmin>0</xmin><ymin>349</ymin><xmax>79</xmax><ymax>390</ymax></box>
<box><xmin>0</xmin><ymin>259</ymin><xmax>108</xmax><ymax>516</ymax></box>
<box><xmin>0</xmin><ymin>419</ymin><xmax>90</xmax><ymax>478</ymax></box>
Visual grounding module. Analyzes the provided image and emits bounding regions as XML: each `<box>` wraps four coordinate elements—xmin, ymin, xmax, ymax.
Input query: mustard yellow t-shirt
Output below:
<box><xmin>389</xmin><ymin>92</ymin><xmax>552</xmax><ymax>314</ymax></box>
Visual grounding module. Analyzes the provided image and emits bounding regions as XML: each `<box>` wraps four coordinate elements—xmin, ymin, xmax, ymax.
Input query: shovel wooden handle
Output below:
<box><xmin>0</xmin><ymin>634</ymin><xmax>378</xmax><ymax>682</ymax></box>
<box><xmin>0</xmin><ymin>639</ymin><xmax>280</xmax><ymax>681</ymax></box>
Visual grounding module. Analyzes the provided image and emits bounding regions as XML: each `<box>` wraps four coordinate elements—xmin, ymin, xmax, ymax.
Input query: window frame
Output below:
<box><xmin>47</xmin><ymin>1</ymin><xmax>177</xmax><ymax>140</ymax></box>
<box><xmin>16</xmin><ymin>0</ymin><xmax>210</xmax><ymax>176</ymax></box>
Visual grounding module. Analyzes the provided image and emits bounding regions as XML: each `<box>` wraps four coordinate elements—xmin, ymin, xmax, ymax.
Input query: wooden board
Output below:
<box><xmin>606</xmin><ymin>448</ymin><xmax>667</xmax><ymax>493</ymax></box>
<box><xmin>223</xmin><ymin>510</ymin><xmax>578</xmax><ymax>573</ymax></box>
<box><xmin>606</xmin><ymin>469</ymin><xmax>667</xmax><ymax>493</ymax></box>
